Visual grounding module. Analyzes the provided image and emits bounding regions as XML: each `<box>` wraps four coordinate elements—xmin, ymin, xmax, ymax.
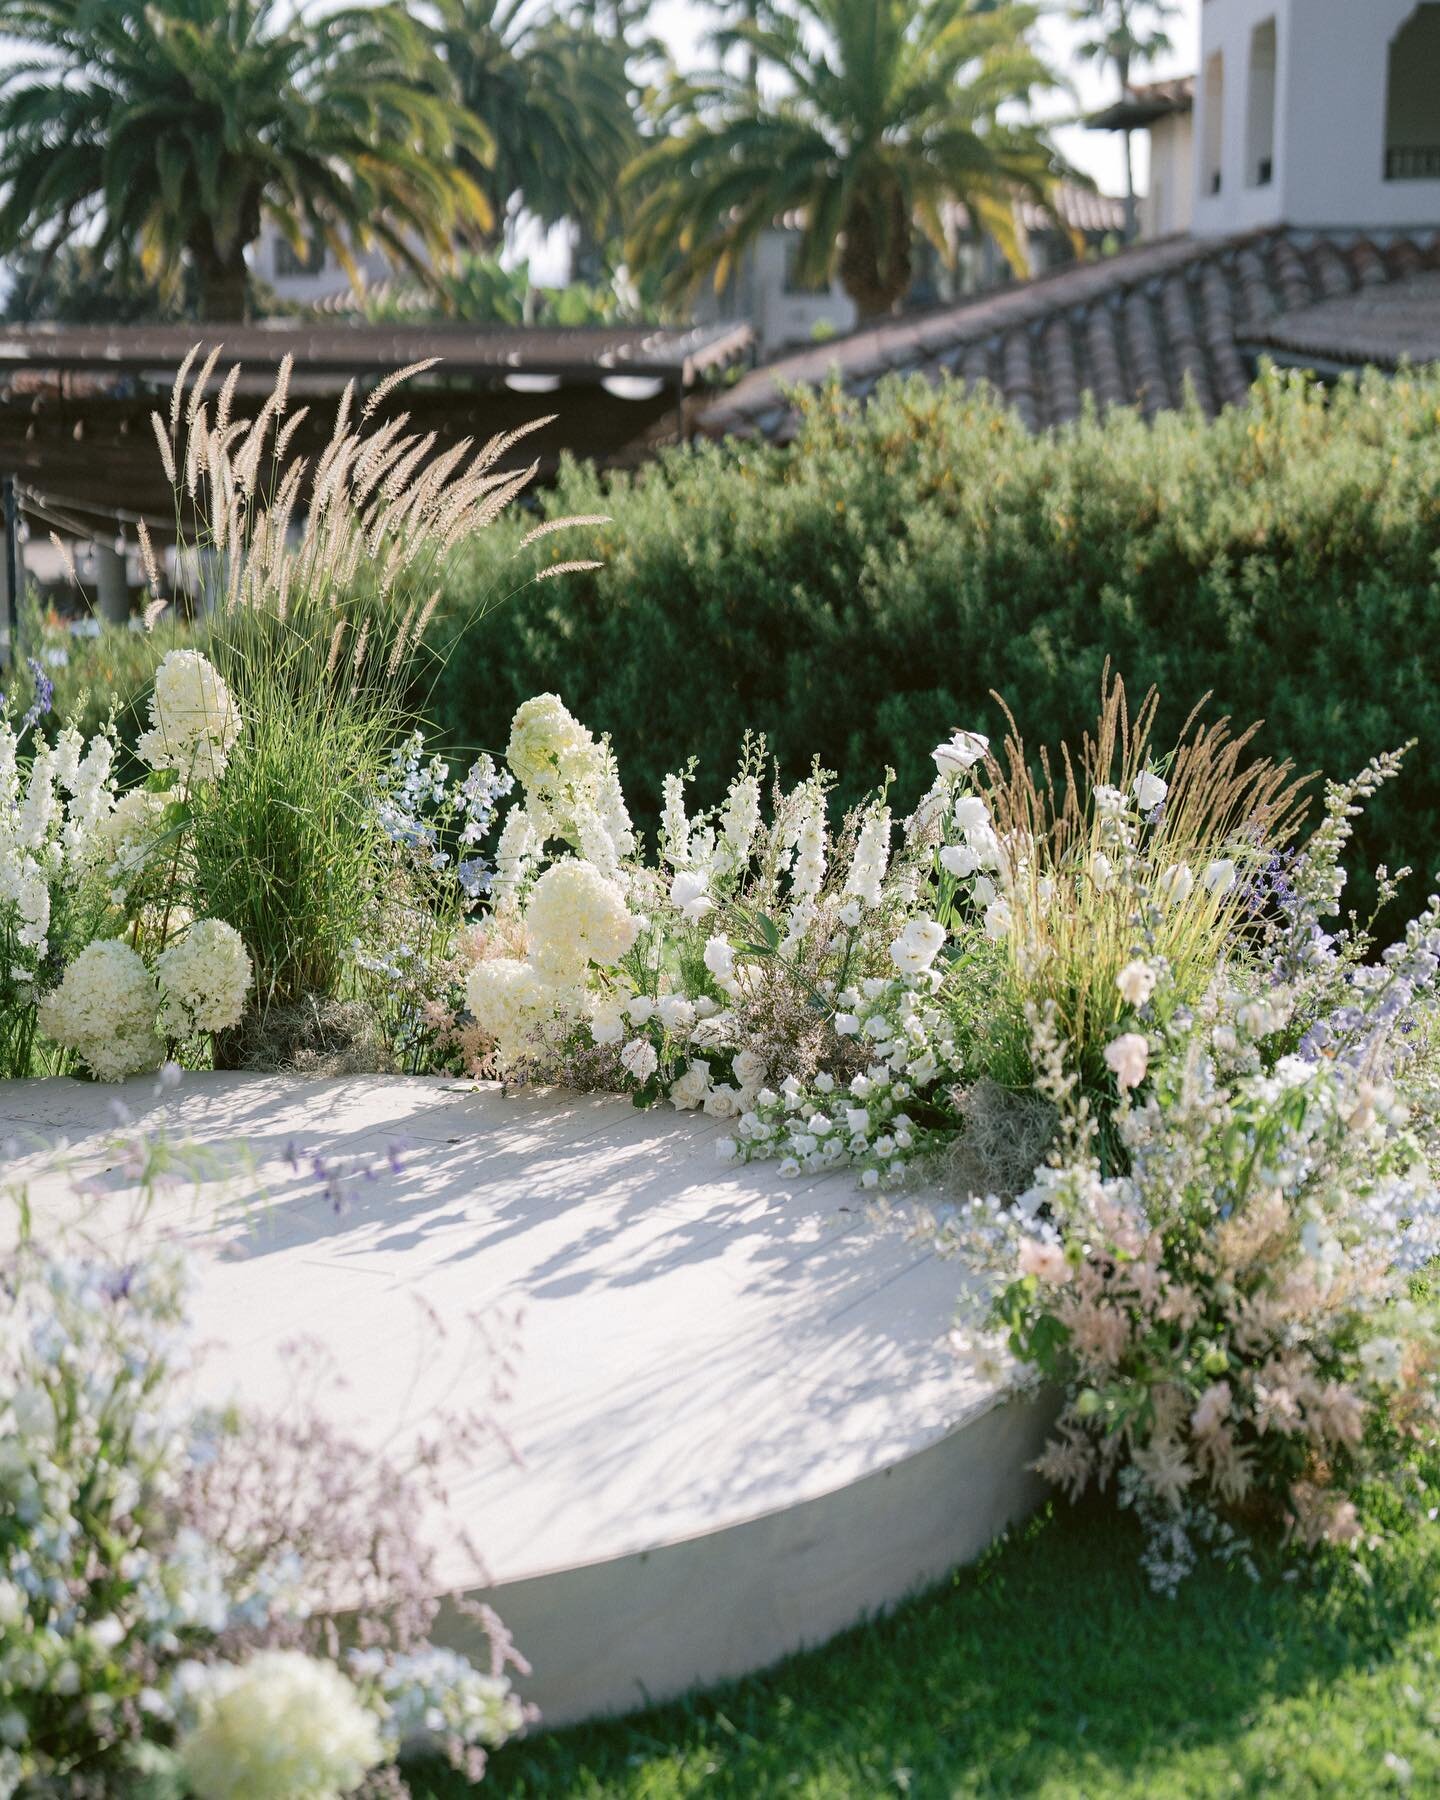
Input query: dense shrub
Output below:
<box><xmin>429</xmin><ymin>363</ymin><xmax>1440</xmax><ymax>918</ymax></box>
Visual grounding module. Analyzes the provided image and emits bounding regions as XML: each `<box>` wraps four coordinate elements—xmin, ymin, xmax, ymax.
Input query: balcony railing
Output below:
<box><xmin>1385</xmin><ymin>144</ymin><xmax>1440</xmax><ymax>180</ymax></box>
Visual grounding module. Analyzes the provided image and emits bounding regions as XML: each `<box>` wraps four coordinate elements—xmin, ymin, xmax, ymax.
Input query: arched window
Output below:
<box><xmin>1203</xmin><ymin>50</ymin><xmax>1225</xmax><ymax>195</ymax></box>
<box><xmin>1246</xmin><ymin>19</ymin><xmax>1277</xmax><ymax>187</ymax></box>
<box><xmin>1386</xmin><ymin>4</ymin><xmax>1440</xmax><ymax>179</ymax></box>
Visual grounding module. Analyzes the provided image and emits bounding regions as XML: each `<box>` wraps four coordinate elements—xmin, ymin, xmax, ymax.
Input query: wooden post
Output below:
<box><xmin>0</xmin><ymin>476</ymin><xmax>17</xmax><ymax>671</ymax></box>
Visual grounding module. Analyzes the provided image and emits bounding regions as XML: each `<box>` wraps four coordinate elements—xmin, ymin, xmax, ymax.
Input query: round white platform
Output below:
<box><xmin>2</xmin><ymin>1072</ymin><xmax>1052</xmax><ymax>1724</ymax></box>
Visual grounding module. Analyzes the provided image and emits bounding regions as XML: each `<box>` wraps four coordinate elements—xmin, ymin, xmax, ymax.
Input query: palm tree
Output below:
<box><xmin>0</xmin><ymin>0</ymin><xmax>492</xmax><ymax>321</ymax></box>
<box><xmin>1071</xmin><ymin>0</ymin><xmax>1178</xmax><ymax>240</ymax></box>
<box><xmin>432</xmin><ymin>0</ymin><xmax>641</xmax><ymax>255</ymax></box>
<box><xmin>626</xmin><ymin>0</ymin><xmax>1064</xmax><ymax>322</ymax></box>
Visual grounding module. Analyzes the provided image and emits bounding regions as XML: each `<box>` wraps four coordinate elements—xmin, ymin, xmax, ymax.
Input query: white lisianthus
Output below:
<box><xmin>657</xmin><ymin>994</ymin><xmax>696</xmax><ymax>1035</ymax></box>
<box><xmin>505</xmin><ymin>693</ymin><xmax>602</xmax><ymax>802</ymax></box>
<box><xmin>1132</xmin><ymin>770</ymin><xmax>1168</xmax><ymax>811</ymax></box>
<box><xmin>619</xmin><ymin>1037</ymin><xmax>658</xmax><ymax>1083</ymax></box>
<box><xmin>1104</xmin><ymin>1032</ymin><xmax>1150</xmax><ymax>1093</ymax></box>
<box><xmin>176</xmin><ymin>1650</ymin><xmax>383</xmax><ymax>1800</ymax></box>
<box><xmin>156</xmin><ymin>920</ymin><xmax>252</xmax><ymax>1037</ymax></box>
<box><xmin>136</xmin><ymin>651</ymin><xmax>241</xmax><ymax>787</ymax></box>
<box><xmin>1116</xmin><ymin>959</ymin><xmax>1157</xmax><ymax>1009</ymax></box>
<box><xmin>36</xmin><ymin>939</ymin><xmax>164</xmax><ymax>1081</ymax></box>
<box><xmin>889</xmin><ymin>917</ymin><xmax>946</xmax><ymax>976</ymax></box>
<box><xmin>983</xmin><ymin>897</ymin><xmax>1013</xmax><ymax>942</ymax></box>
<box><xmin>971</xmin><ymin>875</ymin><xmax>997</xmax><ymax>908</ymax></box>
<box><xmin>1090</xmin><ymin>851</ymin><xmax>1115</xmax><ymax>891</ymax></box>
<box><xmin>670</xmin><ymin>869</ymin><xmax>712</xmax><ymax>924</ymax></box>
<box><xmin>1204</xmin><ymin>857</ymin><xmax>1238</xmax><ymax>896</ymax></box>
<box><xmin>525</xmin><ymin>860</ymin><xmax>638</xmax><ymax>982</ymax></box>
<box><xmin>932</xmin><ymin>731</ymin><xmax>989</xmax><ymax>778</ymax></box>
<box><xmin>588</xmin><ymin>995</ymin><xmax>626</xmax><ymax>1046</ymax></box>
<box><xmin>1157</xmin><ymin>862</ymin><xmax>1196</xmax><ymax>908</ymax></box>
<box><xmin>939</xmin><ymin>844</ymin><xmax>979</xmax><ymax>879</ymax></box>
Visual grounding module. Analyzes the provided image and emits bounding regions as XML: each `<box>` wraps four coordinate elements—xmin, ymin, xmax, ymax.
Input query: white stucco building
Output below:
<box><xmin>1192</xmin><ymin>0</ymin><xmax>1440</xmax><ymax>236</ymax></box>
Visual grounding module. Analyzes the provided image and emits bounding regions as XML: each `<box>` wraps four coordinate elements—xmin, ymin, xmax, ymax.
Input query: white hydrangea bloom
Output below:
<box><xmin>525</xmin><ymin>860</ymin><xmax>639</xmax><ymax>984</ymax></box>
<box><xmin>157</xmin><ymin>919</ymin><xmax>253</xmax><ymax>1037</ymax></box>
<box><xmin>464</xmin><ymin>956</ymin><xmax>559</xmax><ymax>1062</ymax></box>
<box><xmin>505</xmin><ymin>693</ymin><xmax>603</xmax><ymax>802</ymax></box>
<box><xmin>36</xmin><ymin>939</ymin><xmax>164</xmax><ymax>1081</ymax></box>
<box><xmin>176</xmin><ymin>1650</ymin><xmax>383</xmax><ymax>1800</ymax></box>
<box><xmin>137</xmin><ymin>650</ymin><xmax>241</xmax><ymax>787</ymax></box>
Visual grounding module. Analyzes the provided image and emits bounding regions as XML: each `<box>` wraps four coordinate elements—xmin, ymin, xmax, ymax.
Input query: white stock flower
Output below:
<box><xmin>889</xmin><ymin>917</ymin><xmax>946</xmax><ymax>976</ymax></box>
<box><xmin>525</xmin><ymin>860</ymin><xmax>638</xmax><ymax>982</ymax></box>
<box><xmin>36</xmin><ymin>939</ymin><xmax>163</xmax><ymax>1081</ymax></box>
<box><xmin>939</xmin><ymin>844</ymin><xmax>979</xmax><ymax>879</ymax></box>
<box><xmin>1104</xmin><ymin>1032</ymin><xmax>1150</xmax><ymax>1093</ymax></box>
<box><xmin>136</xmin><ymin>651</ymin><xmax>241</xmax><ymax>787</ymax></box>
<box><xmin>844</xmin><ymin>807</ymin><xmax>891</xmax><ymax>907</ymax></box>
<box><xmin>932</xmin><ymin>731</ymin><xmax>989</xmax><ymax>778</ymax></box>
<box><xmin>1116</xmin><ymin>959</ymin><xmax>1157</xmax><ymax>1008</ymax></box>
<box><xmin>176</xmin><ymin>1650</ymin><xmax>383</xmax><ymax>1800</ymax></box>
<box><xmin>983</xmin><ymin>897</ymin><xmax>1013</xmax><ymax>941</ymax></box>
<box><xmin>657</xmin><ymin>994</ymin><xmax>696</xmax><ymax>1035</ymax></box>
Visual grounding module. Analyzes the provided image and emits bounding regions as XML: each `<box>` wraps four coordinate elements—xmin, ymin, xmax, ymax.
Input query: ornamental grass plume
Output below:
<box><xmin>139</xmin><ymin>354</ymin><xmax>600</xmax><ymax>1018</ymax></box>
<box><xmin>977</xmin><ymin>665</ymin><xmax>1314</xmax><ymax>1075</ymax></box>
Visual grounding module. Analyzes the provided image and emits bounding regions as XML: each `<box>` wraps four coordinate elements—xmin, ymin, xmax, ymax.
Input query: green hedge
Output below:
<box><xmin>430</xmin><ymin>363</ymin><xmax>1440</xmax><ymax>920</ymax></box>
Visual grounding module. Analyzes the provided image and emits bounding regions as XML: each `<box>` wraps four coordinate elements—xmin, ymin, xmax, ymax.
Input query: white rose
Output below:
<box><xmin>1104</xmin><ymin>1032</ymin><xmax>1149</xmax><ymax>1093</ymax></box>
<box><xmin>704</xmin><ymin>1084</ymin><xmax>742</xmax><ymax>1119</ymax></box>
<box><xmin>932</xmin><ymin>731</ymin><xmax>990</xmax><ymax>778</ymax></box>
<box><xmin>625</xmin><ymin>995</ymin><xmax>655</xmax><ymax>1024</ymax></box>
<box><xmin>669</xmin><ymin>1059</ymin><xmax>712</xmax><ymax>1110</ymax></box>
<box><xmin>733</xmin><ymin>1048</ymin><xmax>767</xmax><ymax>1088</ymax></box>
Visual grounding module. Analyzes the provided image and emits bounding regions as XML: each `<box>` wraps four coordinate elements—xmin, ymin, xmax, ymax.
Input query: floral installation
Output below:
<box><xmin>926</xmin><ymin>749</ymin><xmax>1440</xmax><ymax>1591</ymax></box>
<box><xmin>0</xmin><ymin>1138</ymin><xmax>527</xmax><ymax>1797</ymax></box>
<box><xmin>1</xmin><ymin>652</ymin><xmax>254</xmax><ymax>1082</ymax></box>
<box><xmin>438</xmin><ymin>682</ymin><xmax>1440</xmax><ymax>1587</ymax></box>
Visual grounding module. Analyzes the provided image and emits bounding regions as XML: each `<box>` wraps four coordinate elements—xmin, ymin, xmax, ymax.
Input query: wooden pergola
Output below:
<box><xmin>0</xmin><ymin>319</ymin><xmax>754</xmax><ymax>534</ymax></box>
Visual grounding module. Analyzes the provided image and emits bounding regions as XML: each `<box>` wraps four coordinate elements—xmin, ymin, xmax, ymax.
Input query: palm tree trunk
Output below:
<box><xmin>197</xmin><ymin>254</ymin><xmax>250</xmax><ymax>323</ymax></box>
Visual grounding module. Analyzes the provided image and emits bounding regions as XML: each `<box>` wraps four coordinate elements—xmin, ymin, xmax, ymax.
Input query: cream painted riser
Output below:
<box><xmin>2</xmin><ymin>1072</ymin><xmax>1051</xmax><ymax>1724</ymax></box>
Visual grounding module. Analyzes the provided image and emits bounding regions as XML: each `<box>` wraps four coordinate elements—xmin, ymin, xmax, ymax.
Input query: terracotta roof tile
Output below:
<box><xmin>698</xmin><ymin>228</ymin><xmax>1440</xmax><ymax>443</ymax></box>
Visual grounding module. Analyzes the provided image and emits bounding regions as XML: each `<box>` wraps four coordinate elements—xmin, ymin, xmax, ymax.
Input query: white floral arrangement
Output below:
<box><xmin>0</xmin><ymin>1153</ymin><xmax>528</xmax><ymax>1796</ymax></box>
<box><xmin>2</xmin><ymin>651</ymin><xmax>257</xmax><ymax>1081</ymax></box>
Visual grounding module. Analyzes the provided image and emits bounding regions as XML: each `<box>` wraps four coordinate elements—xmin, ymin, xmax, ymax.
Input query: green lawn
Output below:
<box><xmin>415</xmin><ymin>1487</ymin><xmax>1440</xmax><ymax>1800</ymax></box>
